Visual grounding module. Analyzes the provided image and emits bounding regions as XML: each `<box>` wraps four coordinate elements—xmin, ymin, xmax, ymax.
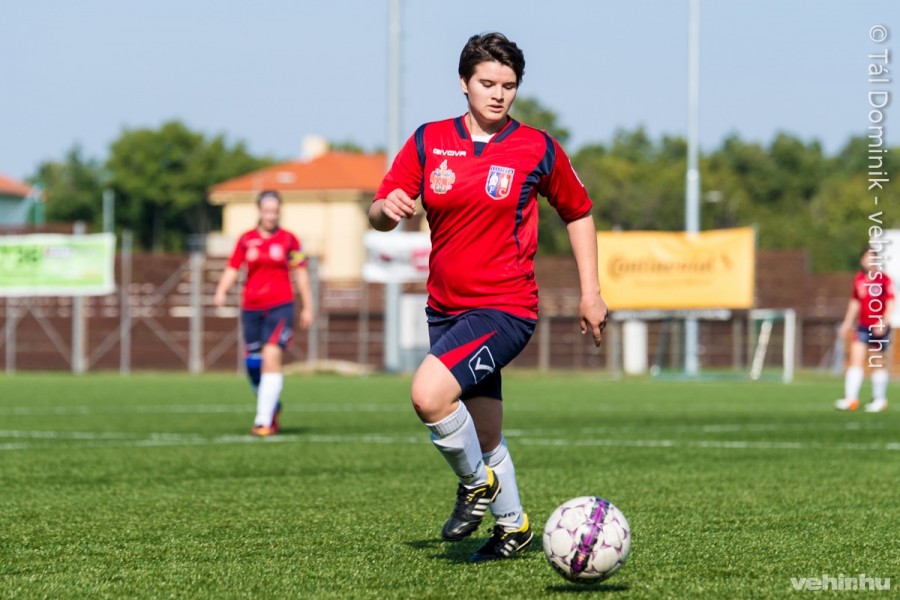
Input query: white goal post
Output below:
<box><xmin>749</xmin><ymin>308</ymin><xmax>796</xmax><ymax>383</ymax></box>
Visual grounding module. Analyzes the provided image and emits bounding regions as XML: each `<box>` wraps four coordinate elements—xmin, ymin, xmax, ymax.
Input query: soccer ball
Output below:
<box><xmin>542</xmin><ymin>496</ymin><xmax>631</xmax><ymax>583</ymax></box>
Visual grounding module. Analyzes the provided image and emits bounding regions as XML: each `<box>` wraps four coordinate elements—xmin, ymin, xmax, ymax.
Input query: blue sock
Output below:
<box><xmin>245</xmin><ymin>353</ymin><xmax>262</xmax><ymax>396</ymax></box>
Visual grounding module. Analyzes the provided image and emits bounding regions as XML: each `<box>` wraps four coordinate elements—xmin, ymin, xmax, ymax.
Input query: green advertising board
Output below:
<box><xmin>0</xmin><ymin>233</ymin><xmax>115</xmax><ymax>297</ymax></box>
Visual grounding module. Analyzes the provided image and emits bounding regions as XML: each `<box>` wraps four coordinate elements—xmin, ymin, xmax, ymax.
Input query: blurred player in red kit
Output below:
<box><xmin>835</xmin><ymin>246</ymin><xmax>894</xmax><ymax>412</ymax></box>
<box><xmin>215</xmin><ymin>190</ymin><xmax>314</xmax><ymax>435</ymax></box>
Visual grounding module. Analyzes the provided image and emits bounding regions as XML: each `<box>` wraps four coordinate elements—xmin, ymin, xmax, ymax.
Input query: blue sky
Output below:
<box><xmin>1</xmin><ymin>0</ymin><xmax>897</xmax><ymax>181</ymax></box>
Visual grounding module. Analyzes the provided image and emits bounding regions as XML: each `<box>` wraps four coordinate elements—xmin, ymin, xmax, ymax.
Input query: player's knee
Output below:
<box><xmin>410</xmin><ymin>382</ymin><xmax>449</xmax><ymax>422</ymax></box>
<box><xmin>410</xmin><ymin>388</ymin><xmax>438</xmax><ymax>420</ymax></box>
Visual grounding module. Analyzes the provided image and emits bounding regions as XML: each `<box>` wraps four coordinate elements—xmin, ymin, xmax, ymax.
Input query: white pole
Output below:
<box><xmin>120</xmin><ymin>231</ymin><xmax>132</xmax><ymax>375</ymax></box>
<box><xmin>103</xmin><ymin>189</ymin><xmax>114</xmax><ymax>233</ymax></box>
<box><xmin>387</xmin><ymin>0</ymin><xmax>402</xmax><ymax>166</ymax></box>
<box><xmin>307</xmin><ymin>256</ymin><xmax>320</xmax><ymax>364</ymax></box>
<box><xmin>188</xmin><ymin>249</ymin><xmax>203</xmax><ymax>373</ymax></box>
<box><xmin>684</xmin><ymin>0</ymin><xmax>701</xmax><ymax>376</ymax></box>
<box><xmin>5</xmin><ymin>297</ymin><xmax>17</xmax><ymax>374</ymax></box>
<box><xmin>71</xmin><ymin>221</ymin><xmax>87</xmax><ymax>374</ymax></box>
<box><xmin>783</xmin><ymin>309</ymin><xmax>796</xmax><ymax>384</ymax></box>
<box><xmin>384</xmin><ymin>0</ymin><xmax>403</xmax><ymax>371</ymax></box>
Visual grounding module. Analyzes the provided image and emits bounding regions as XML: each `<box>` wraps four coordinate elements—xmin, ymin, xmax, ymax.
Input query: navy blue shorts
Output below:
<box><xmin>427</xmin><ymin>307</ymin><xmax>536</xmax><ymax>401</ymax></box>
<box><xmin>242</xmin><ymin>302</ymin><xmax>295</xmax><ymax>353</ymax></box>
<box><xmin>856</xmin><ymin>324</ymin><xmax>891</xmax><ymax>348</ymax></box>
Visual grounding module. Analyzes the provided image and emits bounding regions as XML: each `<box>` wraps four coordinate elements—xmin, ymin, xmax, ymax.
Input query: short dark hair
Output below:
<box><xmin>256</xmin><ymin>190</ymin><xmax>282</xmax><ymax>206</ymax></box>
<box><xmin>458</xmin><ymin>32</ymin><xmax>525</xmax><ymax>85</ymax></box>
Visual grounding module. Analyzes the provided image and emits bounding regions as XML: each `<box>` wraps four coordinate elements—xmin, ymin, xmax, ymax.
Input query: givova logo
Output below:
<box><xmin>468</xmin><ymin>346</ymin><xmax>495</xmax><ymax>382</ymax></box>
<box><xmin>790</xmin><ymin>574</ymin><xmax>890</xmax><ymax>591</ymax></box>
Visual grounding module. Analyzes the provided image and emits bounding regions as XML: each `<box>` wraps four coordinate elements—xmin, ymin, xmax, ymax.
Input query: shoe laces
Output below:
<box><xmin>451</xmin><ymin>482</ymin><xmax>484</xmax><ymax>516</ymax></box>
<box><xmin>480</xmin><ymin>524</ymin><xmax>513</xmax><ymax>555</ymax></box>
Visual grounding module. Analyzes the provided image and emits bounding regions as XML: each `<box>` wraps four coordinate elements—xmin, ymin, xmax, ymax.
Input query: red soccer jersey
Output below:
<box><xmin>375</xmin><ymin>116</ymin><xmax>592</xmax><ymax>319</ymax></box>
<box><xmin>227</xmin><ymin>228</ymin><xmax>307</xmax><ymax>310</ymax></box>
<box><xmin>852</xmin><ymin>269</ymin><xmax>894</xmax><ymax>327</ymax></box>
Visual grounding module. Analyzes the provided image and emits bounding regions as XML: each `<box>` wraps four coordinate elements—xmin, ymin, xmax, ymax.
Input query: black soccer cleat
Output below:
<box><xmin>440</xmin><ymin>467</ymin><xmax>500</xmax><ymax>541</ymax></box>
<box><xmin>470</xmin><ymin>514</ymin><xmax>533</xmax><ymax>562</ymax></box>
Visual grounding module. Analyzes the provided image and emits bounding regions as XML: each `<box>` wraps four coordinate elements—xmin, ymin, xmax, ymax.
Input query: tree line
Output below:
<box><xmin>30</xmin><ymin>99</ymin><xmax>895</xmax><ymax>272</ymax></box>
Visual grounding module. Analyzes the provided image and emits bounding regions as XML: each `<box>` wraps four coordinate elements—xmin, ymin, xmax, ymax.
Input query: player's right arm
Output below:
<box><xmin>369</xmin><ymin>126</ymin><xmax>425</xmax><ymax>231</ymax></box>
<box><xmin>839</xmin><ymin>298</ymin><xmax>860</xmax><ymax>338</ymax></box>
<box><xmin>369</xmin><ymin>189</ymin><xmax>417</xmax><ymax>231</ymax></box>
<box><xmin>214</xmin><ymin>266</ymin><xmax>240</xmax><ymax>307</ymax></box>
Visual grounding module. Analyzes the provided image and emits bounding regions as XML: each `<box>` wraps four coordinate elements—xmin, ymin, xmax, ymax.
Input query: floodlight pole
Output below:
<box><xmin>383</xmin><ymin>0</ymin><xmax>403</xmax><ymax>372</ymax></box>
<box><xmin>684</xmin><ymin>0</ymin><xmax>701</xmax><ymax>376</ymax></box>
<box><xmin>102</xmin><ymin>189</ymin><xmax>114</xmax><ymax>234</ymax></box>
<box><xmin>72</xmin><ymin>221</ymin><xmax>87</xmax><ymax>374</ymax></box>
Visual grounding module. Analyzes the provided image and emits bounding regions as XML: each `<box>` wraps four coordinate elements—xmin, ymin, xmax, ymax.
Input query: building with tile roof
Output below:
<box><xmin>209</xmin><ymin>149</ymin><xmax>387</xmax><ymax>281</ymax></box>
<box><xmin>0</xmin><ymin>173</ymin><xmax>36</xmax><ymax>226</ymax></box>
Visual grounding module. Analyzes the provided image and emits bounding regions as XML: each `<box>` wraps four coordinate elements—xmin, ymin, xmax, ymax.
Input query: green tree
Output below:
<box><xmin>106</xmin><ymin>121</ymin><xmax>273</xmax><ymax>251</ymax></box>
<box><xmin>573</xmin><ymin>129</ymin><xmax>686</xmax><ymax>234</ymax></box>
<box><xmin>33</xmin><ymin>146</ymin><xmax>105</xmax><ymax>227</ymax></box>
<box><xmin>808</xmin><ymin>174</ymin><xmax>875</xmax><ymax>271</ymax></box>
<box><xmin>511</xmin><ymin>96</ymin><xmax>570</xmax><ymax>144</ymax></box>
<box><xmin>328</xmin><ymin>140</ymin><xmax>367</xmax><ymax>153</ymax></box>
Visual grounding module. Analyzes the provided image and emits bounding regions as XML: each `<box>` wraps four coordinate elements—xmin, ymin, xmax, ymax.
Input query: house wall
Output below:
<box><xmin>0</xmin><ymin>195</ymin><xmax>28</xmax><ymax>225</ymax></box>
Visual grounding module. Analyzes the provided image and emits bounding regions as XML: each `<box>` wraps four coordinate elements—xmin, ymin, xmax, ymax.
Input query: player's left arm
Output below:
<box><xmin>873</xmin><ymin>275</ymin><xmax>895</xmax><ymax>339</ymax></box>
<box><xmin>873</xmin><ymin>298</ymin><xmax>893</xmax><ymax>339</ymax></box>
<box><xmin>293</xmin><ymin>266</ymin><xmax>314</xmax><ymax>330</ymax></box>
<box><xmin>288</xmin><ymin>243</ymin><xmax>314</xmax><ymax>330</ymax></box>
<box><xmin>542</xmin><ymin>136</ymin><xmax>609</xmax><ymax>346</ymax></box>
<box><xmin>566</xmin><ymin>214</ymin><xmax>609</xmax><ymax>347</ymax></box>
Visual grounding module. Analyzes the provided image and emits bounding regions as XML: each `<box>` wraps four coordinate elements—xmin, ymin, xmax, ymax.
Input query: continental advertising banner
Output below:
<box><xmin>598</xmin><ymin>227</ymin><xmax>755</xmax><ymax>310</ymax></box>
<box><xmin>0</xmin><ymin>233</ymin><xmax>116</xmax><ymax>297</ymax></box>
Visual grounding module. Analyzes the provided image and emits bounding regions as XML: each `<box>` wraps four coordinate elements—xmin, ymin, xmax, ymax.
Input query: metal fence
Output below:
<box><xmin>0</xmin><ymin>246</ymin><xmax>846</xmax><ymax>375</ymax></box>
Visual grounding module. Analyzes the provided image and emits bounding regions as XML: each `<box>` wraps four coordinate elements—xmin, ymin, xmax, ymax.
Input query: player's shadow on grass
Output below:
<box><xmin>275</xmin><ymin>426</ymin><xmax>309</xmax><ymax>435</ymax></box>
<box><xmin>405</xmin><ymin>538</ymin><xmax>542</xmax><ymax>565</ymax></box>
<box><xmin>406</xmin><ymin>538</ymin><xmax>477</xmax><ymax>563</ymax></box>
<box><xmin>545</xmin><ymin>583</ymin><xmax>630</xmax><ymax>594</ymax></box>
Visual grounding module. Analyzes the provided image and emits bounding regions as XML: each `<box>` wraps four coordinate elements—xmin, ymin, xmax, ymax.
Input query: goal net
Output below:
<box><xmin>748</xmin><ymin>308</ymin><xmax>796</xmax><ymax>383</ymax></box>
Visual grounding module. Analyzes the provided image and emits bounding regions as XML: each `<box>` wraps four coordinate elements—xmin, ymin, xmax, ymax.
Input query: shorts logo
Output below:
<box><xmin>485</xmin><ymin>165</ymin><xmax>514</xmax><ymax>200</ymax></box>
<box><xmin>468</xmin><ymin>346</ymin><xmax>496</xmax><ymax>382</ymax></box>
<box><xmin>429</xmin><ymin>159</ymin><xmax>456</xmax><ymax>194</ymax></box>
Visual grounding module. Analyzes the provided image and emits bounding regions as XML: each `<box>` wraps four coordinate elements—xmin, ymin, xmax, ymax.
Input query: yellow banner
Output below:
<box><xmin>598</xmin><ymin>228</ymin><xmax>755</xmax><ymax>310</ymax></box>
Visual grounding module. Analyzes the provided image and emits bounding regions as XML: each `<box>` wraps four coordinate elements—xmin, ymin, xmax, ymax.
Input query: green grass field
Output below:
<box><xmin>1</xmin><ymin>371</ymin><xmax>898</xmax><ymax>599</ymax></box>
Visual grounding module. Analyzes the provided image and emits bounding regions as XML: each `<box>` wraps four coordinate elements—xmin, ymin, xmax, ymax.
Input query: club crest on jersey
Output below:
<box><xmin>485</xmin><ymin>165</ymin><xmax>514</xmax><ymax>200</ymax></box>
<box><xmin>429</xmin><ymin>159</ymin><xmax>455</xmax><ymax>194</ymax></box>
<box><xmin>269</xmin><ymin>244</ymin><xmax>284</xmax><ymax>261</ymax></box>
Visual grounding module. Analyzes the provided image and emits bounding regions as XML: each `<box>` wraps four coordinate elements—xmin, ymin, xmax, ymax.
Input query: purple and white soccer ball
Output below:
<box><xmin>542</xmin><ymin>496</ymin><xmax>631</xmax><ymax>583</ymax></box>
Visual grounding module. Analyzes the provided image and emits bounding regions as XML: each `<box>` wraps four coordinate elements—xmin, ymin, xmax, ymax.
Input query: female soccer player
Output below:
<box><xmin>835</xmin><ymin>246</ymin><xmax>893</xmax><ymax>412</ymax></box>
<box><xmin>369</xmin><ymin>32</ymin><xmax>609</xmax><ymax>561</ymax></box>
<box><xmin>214</xmin><ymin>190</ymin><xmax>314</xmax><ymax>436</ymax></box>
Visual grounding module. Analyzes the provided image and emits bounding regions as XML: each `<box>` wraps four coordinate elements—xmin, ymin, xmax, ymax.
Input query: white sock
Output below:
<box><xmin>845</xmin><ymin>366</ymin><xmax>864</xmax><ymax>401</ymax></box>
<box><xmin>426</xmin><ymin>402</ymin><xmax>487</xmax><ymax>486</ymax></box>
<box><xmin>255</xmin><ymin>373</ymin><xmax>283</xmax><ymax>426</ymax></box>
<box><xmin>484</xmin><ymin>436</ymin><xmax>523</xmax><ymax>529</ymax></box>
<box><xmin>871</xmin><ymin>368</ymin><xmax>889</xmax><ymax>401</ymax></box>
